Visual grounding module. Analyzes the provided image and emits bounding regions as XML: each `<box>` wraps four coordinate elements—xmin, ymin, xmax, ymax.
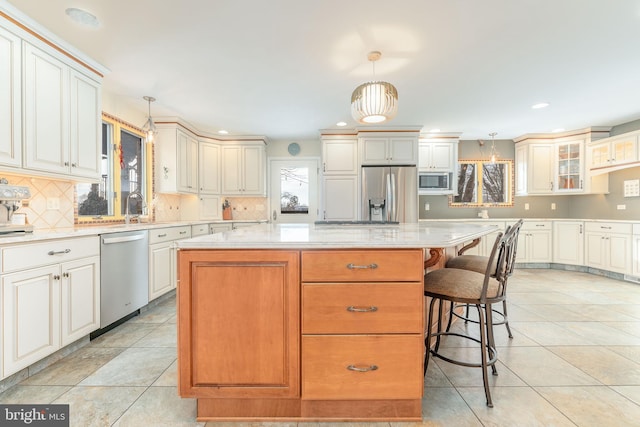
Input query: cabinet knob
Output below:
<box><xmin>64</xmin><ymin>161</ymin><xmax>69</xmax><ymax>166</ymax></box>
<box><xmin>53</xmin><ymin>274</ymin><xmax>60</xmax><ymax>280</ymax></box>
<box><xmin>71</xmin><ymin>163</ymin><xmax>77</xmax><ymax>168</ymax></box>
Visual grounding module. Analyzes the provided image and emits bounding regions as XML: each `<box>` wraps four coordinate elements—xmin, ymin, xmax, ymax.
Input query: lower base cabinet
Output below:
<box><xmin>149</xmin><ymin>226</ymin><xmax>191</xmax><ymax>301</ymax></box>
<box><xmin>585</xmin><ymin>222</ymin><xmax>632</xmax><ymax>274</ymax></box>
<box><xmin>178</xmin><ymin>248</ymin><xmax>424</xmax><ymax>421</ymax></box>
<box><xmin>1</xmin><ymin>236</ymin><xmax>100</xmax><ymax>379</ymax></box>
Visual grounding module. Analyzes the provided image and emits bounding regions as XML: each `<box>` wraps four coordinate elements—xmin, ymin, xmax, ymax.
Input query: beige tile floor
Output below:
<box><xmin>1</xmin><ymin>269</ymin><xmax>640</xmax><ymax>426</ymax></box>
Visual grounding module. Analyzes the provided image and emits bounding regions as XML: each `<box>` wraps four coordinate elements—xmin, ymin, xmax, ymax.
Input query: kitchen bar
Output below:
<box><xmin>176</xmin><ymin>222</ymin><xmax>496</xmax><ymax>422</ymax></box>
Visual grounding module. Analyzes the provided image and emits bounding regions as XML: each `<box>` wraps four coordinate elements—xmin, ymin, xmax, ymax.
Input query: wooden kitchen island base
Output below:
<box><xmin>196</xmin><ymin>398</ymin><xmax>422</xmax><ymax>421</ymax></box>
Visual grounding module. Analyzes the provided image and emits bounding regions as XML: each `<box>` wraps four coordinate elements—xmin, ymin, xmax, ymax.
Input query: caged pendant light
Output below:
<box><xmin>351</xmin><ymin>51</ymin><xmax>398</xmax><ymax>124</ymax></box>
<box><xmin>488</xmin><ymin>132</ymin><xmax>498</xmax><ymax>163</ymax></box>
<box><xmin>141</xmin><ymin>96</ymin><xmax>157</xmax><ymax>143</ymax></box>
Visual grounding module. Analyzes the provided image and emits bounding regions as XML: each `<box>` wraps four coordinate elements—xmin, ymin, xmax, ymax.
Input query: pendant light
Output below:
<box><xmin>351</xmin><ymin>51</ymin><xmax>398</xmax><ymax>124</ymax></box>
<box><xmin>489</xmin><ymin>132</ymin><xmax>498</xmax><ymax>163</ymax></box>
<box><xmin>141</xmin><ymin>96</ymin><xmax>157</xmax><ymax>143</ymax></box>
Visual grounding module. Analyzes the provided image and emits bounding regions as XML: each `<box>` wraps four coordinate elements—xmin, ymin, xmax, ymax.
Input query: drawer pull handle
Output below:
<box><xmin>48</xmin><ymin>249</ymin><xmax>71</xmax><ymax>256</ymax></box>
<box><xmin>179</xmin><ymin>231</ymin><xmax>187</xmax><ymax>234</ymax></box>
<box><xmin>347</xmin><ymin>305</ymin><xmax>378</xmax><ymax>313</ymax></box>
<box><xmin>157</xmin><ymin>233</ymin><xmax>167</xmax><ymax>238</ymax></box>
<box><xmin>600</xmin><ymin>226</ymin><xmax>612</xmax><ymax>230</ymax></box>
<box><xmin>347</xmin><ymin>364</ymin><xmax>378</xmax><ymax>372</ymax></box>
<box><xmin>346</xmin><ymin>263</ymin><xmax>378</xmax><ymax>270</ymax></box>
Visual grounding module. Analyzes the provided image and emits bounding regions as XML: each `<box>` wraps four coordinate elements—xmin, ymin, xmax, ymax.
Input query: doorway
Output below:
<box><xmin>269</xmin><ymin>159</ymin><xmax>319</xmax><ymax>224</ymax></box>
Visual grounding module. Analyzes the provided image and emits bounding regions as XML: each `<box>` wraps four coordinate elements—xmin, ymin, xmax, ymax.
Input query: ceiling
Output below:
<box><xmin>6</xmin><ymin>0</ymin><xmax>640</xmax><ymax>141</ymax></box>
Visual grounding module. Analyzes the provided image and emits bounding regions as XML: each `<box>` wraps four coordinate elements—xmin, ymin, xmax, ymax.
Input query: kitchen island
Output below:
<box><xmin>176</xmin><ymin>222</ymin><xmax>496</xmax><ymax>422</ymax></box>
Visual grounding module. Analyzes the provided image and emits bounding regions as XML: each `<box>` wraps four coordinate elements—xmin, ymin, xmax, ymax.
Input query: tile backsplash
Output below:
<box><xmin>0</xmin><ymin>174</ymin><xmax>268</xmax><ymax>229</ymax></box>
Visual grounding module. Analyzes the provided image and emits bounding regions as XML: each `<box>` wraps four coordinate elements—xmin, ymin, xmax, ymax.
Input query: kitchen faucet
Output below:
<box><xmin>124</xmin><ymin>190</ymin><xmax>145</xmax><ymax>224</ymax></box>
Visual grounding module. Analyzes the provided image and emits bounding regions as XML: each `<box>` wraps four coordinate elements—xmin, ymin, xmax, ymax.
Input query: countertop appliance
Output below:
<box><xmin>99</xmin><ymin>229</ymin><xmax>149</xmax><ymax>329</ymax></box>
<box><xmin>361</xmin><ymin>165</ymin><xmax>417</xmax><ymax>223</ymax></box>
<box><xmin>418</xmin><ymin>172</ymin><xmax>452</xmax><ymax>193</ymax></box>
<box><xmin>0</xmin><ymin>180</ymin><xmax>33</xmax><ymax>236</ymax></box>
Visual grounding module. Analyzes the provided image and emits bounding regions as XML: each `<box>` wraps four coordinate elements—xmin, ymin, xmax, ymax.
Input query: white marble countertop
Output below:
<box><xmin>177</xmin><ymin>222</ymin><xmax>499</xmax><ymax>249</ymax></box>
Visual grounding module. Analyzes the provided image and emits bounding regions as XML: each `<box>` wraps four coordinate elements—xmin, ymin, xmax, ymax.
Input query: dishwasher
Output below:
<box><xmin>98</xmin><ymin>229</ymin><xmax>149</xmax><ymax>330</ymax></box>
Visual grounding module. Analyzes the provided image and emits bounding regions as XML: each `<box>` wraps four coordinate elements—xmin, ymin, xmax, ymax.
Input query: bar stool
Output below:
<box><xmin>445</xmin><ymin>219</ymin><xmax>523</xmax><ymax>338</ymax></box>
<box><xmin>423</xmin><ymin>224</ymin><xmax>520</xmax><ymax>407</ymax></box>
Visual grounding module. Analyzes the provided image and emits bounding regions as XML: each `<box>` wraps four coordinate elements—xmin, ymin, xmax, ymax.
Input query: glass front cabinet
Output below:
<box><xmin>556</xmin><ymin>140</ymin><xmax>583</xmax><ymax>193</ymax></box>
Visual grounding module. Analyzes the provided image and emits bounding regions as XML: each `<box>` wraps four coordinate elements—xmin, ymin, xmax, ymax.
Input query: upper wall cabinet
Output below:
<box><xmin>221</xmin><ymin>142</ymin><xmax>266</xmax><ymax>196</ymax></box>
<box><xmin>514</xmin><ymin>128</ymin><xmax>610</xmax><ymax>196</ymax></box>
<box><xmin>0</xmin><ymin>26</ymin><xmax>22</xmax><ymax>167</ymax></box>
<box><xmin>322</xmin><ymin>138</ymin><xmax>358</xmax><ymax>175</ymax></box>
<box><xmin>199</xmin><ymin>139</ymin><xmax>221</xmax><ymax>194</ymax></box>
<box><xmin>588</xmin><ymin>130</ymin><xmax>639</xmax><ymax>175</ymax></box>
<box><xmin>0</xmin><ymin>7</ymin><xmax>105</xmax><ymax>181</ymax></box>
<box><xmin>360</xmin><ymin>136</ymin><xmax>418</xmax><ymax>165</ymax></box>
<box><xmin>155</xmin><ymin>125</ymin><xmax>198</xmax><ymax>194</ymax></box>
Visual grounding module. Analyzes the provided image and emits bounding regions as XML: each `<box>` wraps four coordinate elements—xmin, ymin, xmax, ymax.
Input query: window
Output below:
<box><xmin>279</xmin><ymin>167</ymin><xmax>309</xmax><ymax>214</ymax></box>
<box><xmin>76</xmin><ymin>114</ymin><xmax>150</xmax><ymax>222</ymax></box>
<box><xmin>449</xmin><ymin>159</ymin><xmax>513</xmax><ymax>207</ymax></box>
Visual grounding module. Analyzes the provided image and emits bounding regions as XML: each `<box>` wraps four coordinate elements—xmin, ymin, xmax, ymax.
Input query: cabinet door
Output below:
<box><xmin>388</xmin><ymin>138</ymin><xmax>416</xmax><ymax>164</ymax></box>
<box><xmin>361</xmin><ymin>138</ymin><xmax>388</xmax><ymax>164</ymax></box>
<box><xmin>634</xmin><ymin>236</ymin><xmax>640</xmax><ymax>277</ymax></box>
<box><xmin>322</xmin><ymin>176</ymin><xmax>357</xmax><ymax>221</ymax></box>
<box><xmin>61</xmin><ymin>256</ymin><xmax>100</xmax><ymax>345</ymax></box>
<box><xmin>528</xmin><ymin>144</ymin><xmax>554</xmax><ymax>194</ymax></box>
<box><xmin>178</xmin><ymin>250</ymin><xmax>300</xmax><ymax>398</ymax></box>
<box><xmin>199</xmin><ymin>195</ymin><xmax>221</xmax><ymax>220</ymax></box>
<box><xmin>553</xmin><ymin>221</ymin><xmax>584</xmax><ymax>265</ymax></box>
<box><xmin>23</xmin><ymin>43</ymin><xmax>69</xmax><ymax>174</ymax></box>
<box><xmin>199</xmin><ymin>141</ymin><xmax>220</xmax><ymax>194</ymax></box>
<box><xmin>585</xmin><ymin>232</ymin><xmax>606</xmax><ymax>269</ymax></box>
<box><xmin>149</xmin><ymin>242</ymin><xmax>173</xmax><ymax>301</ymax></box>
<box><xmin>590</xmin><ymin>142</ymin><xmax>609</xmax><ymax>169</ymax></box>
<box><xmin>69</xmin><ymin>70</ymin><xmax>101</xmax><ymax>179</ymax></box>
<box><xmin>419</xmin><ymin>143</ymin><xmax>452</xmax><ymax>171</ymax></box>
<box><xmin>242</xmin><ymin>145</ymin><xmax>265</xmax><ymax>195</ymax></box>
<box><xmin>528</xmin><ymin>230</ymin><xmax>552</xmax><ymax>263</ymax></box>
<box><xmin>515</xmin><ymin>145</ymin><xmax>528</xmax><ymax>195</ymax></box>
<box><xmin>556</xmin><ymin>141</ymin><xmax>583</xmax><ymax>192</ymax></box>
<box><xmin>177</xmin><ymin>130</ymin><xmax>198</xmax><ymax>193</ymax></box>
<box><xmin>2</xmin><ymin>265</ymin><xmax>60</xmax><ymax>377</ymax></box>
<box><xmin>322</xmin><ymin>140</ymin><xmax>357</xmax><ymax>175</ymax></box>
<box><xmin>612</xmin><ymin>137</ymin><xmax>638</xmax><ymax>165</ymax></box>
<box><xmin>609</xmin><ymin>234</ymin><xmax>631</xmax><ymax>274</ymax></box>
<box><xmin>0</xmin><ymin>26</ymin><xmax>22</xmax><ymax>167</ymax></box>
<box><xmin>221</xmin><ymin>146</ymin><xmax>243</xmax><ymax>194</ymax></box>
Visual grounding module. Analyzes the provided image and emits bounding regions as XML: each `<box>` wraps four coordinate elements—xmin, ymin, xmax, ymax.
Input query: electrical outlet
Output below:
<box><xmin>551</xmin><ymin>203</ymin><xmax>556</xmax><ymax>210</ymax></box>
<box><xmin>617</xmin><ymin>204</ymin><xmax>626</xmax><ymax>210</ymax></box>
<box><xmin>524</xmin><ymin>203</ymin><xmax>530</xmax><ymax>210</ymax></box>
<box><xmin>424</xmin><ymin>203</ymin><xmax>430</xmax><ymax>211</ymax></box>
<box><xmin>46</xmin><ymin>197</ymin><xmax>60</xmax><ymax>210</ymax></box>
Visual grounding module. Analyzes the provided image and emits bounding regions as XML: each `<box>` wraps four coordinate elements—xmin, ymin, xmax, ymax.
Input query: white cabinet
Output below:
<box><xmin>516</xmin><ymin>221</ymin><xmax>552</xmax><ymax>263</ymax></box>
<box><xmin>322</xmin><ymin>176</ymin><xmax>358</xmax><ymax>221</ymax></box>
<box><xmin>515</xmin><ymin>129</ymin><xmax>609</xmax><ymax>196</ymax></box>
<box><xmin>553</xmin><ymin>221</ymin><xmax>584</xmax><ymax>266</ymax></box>
<box><xmin>199</xmin><ymin>195</ymin><xmax>221</xmax><ymax>220</ymax></box>
<box><xmin>1</xmin><ymin>236</ymin><xmax>100</xmax><ymax>379</ymax></box>
<box><xmin>191</xmin><ymin>223</ymin><xmax>210</xmax><ymax>237</ymax></box>
<box><xmin>155</xmin><ymin>126</ymin><xmax>198</xmax><ymax>194</ymax></box>
<box><xmin>0</xmin><ymin>26</ymin><xmax>22</xmax><ymax>167</ymax></box>
<box><xmin>23</xmin><ymin>42</ymin><xmax>101</xmax><ymax>180</ymax></box>
<box><xmin>221</xmin><ymin>143</ymin><xmax>266</xmax><ymax>195</ymax></box>
<box><xmin>360</xmin><ymin>137</ymin><xmax>417</xmax><ymax>165</ymax></box>
<box><xmin>322</xmin><ymin>138</ymin><xmax>358</xmax><ymax>175</ymax></box>
<box><xmin>148</xmin><ymin>226</ymin><xmax>191</xmax><ymax>301</ymax></box>
<box><xmin>321</xmin><ymin>136</ymin><xmax>359</xmax><ymax>221</ymax></box>
<box><xmin>418</xmin><ymin>142</ymin><xmax>456</xmax><ymax>172</ymax></box>
<box><xmin>199</xmin><ymin>140</ymin><xmax>220</xmax><ymax>194</ymax></box>
<box><xmin>585</xmin><ymin>222</ymin><xmax>632</xmax><ymax>275</ymax></box>
<box><xmin>589</xmin><ymin>132</ymin><xmax>639</xmax><ymax>173</ymax></box>
<box><xmin>633</xmin><ymin>224</ymin><xmax>640</xmax><ymax>278</ymax></box>
<box><xmin>210</xmin><ymin>223</ymin><xmax>232</xmax><ymax>234</ymax></box>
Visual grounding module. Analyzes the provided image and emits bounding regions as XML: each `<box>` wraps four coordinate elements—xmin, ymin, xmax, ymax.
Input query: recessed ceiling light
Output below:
<box><xmin>552</xmin><ymin>128</ymin><xmax>565</xmax><ymax>133</ymax></box>
<box><xmin>65</xmin><ymin>8</ymin><xmax>100</xmax><ymax>28</ymax></box>
<box><xmin>429</xmin><ymin>128</ymin><xmax>441</xmax><ymax>133</ymax></box>
<box><xmin>336</xmin><ymin>121</ymin><xmax>347</xmax><ymax>127</ymax></box>
<box><xmin>531</xmin><ymin>102</ymin><xmax>550</xmax><ymax>109</ymax></box>
<box><xmin>218</xmin><ymin>130</ymin><xmax>229</xmax><ymax>135</ymax></box>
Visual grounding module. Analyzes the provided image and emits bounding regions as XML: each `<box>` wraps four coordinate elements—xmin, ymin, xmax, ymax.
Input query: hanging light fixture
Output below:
<box><xmin>488</xmin><ymin>132</ymin><xmax>498</xmax><ymax>163</ymax></box>
<box><xmin>141</xmin><ymin>96</ymin><xmax>157</xmax><ymax>143</ymax></box>
<box><xmin>351</xmin><ymin>51</ymin><xmax>398</xmax><ymax>124</ymax></box>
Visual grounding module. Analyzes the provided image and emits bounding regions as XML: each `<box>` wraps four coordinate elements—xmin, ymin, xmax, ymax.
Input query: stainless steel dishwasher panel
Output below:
<box><xmin>100</xmin><ymin>230</ymin><xmax>149</xmax><ymax>328</ymax></box>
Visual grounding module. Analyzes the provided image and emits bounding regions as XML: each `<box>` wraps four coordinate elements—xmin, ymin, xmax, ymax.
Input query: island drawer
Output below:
<box><xmin>302</xmin><ymin>283</ymin><xmax>423</xmax><ymax>334</ymax></box>
<box><xmin>301</xmin><ymin>249</ymin><xmax>424</xmax><ymax>282</ymax></box>
<box><xmin>302</xmin><ymin>335</ymin><xmax>423</xmax><ymax>400</ymax></box>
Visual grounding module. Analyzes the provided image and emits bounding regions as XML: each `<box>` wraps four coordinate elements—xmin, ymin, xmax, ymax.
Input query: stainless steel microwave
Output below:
<box><xmin>418</xmin><ymin>172</ymin><xmax>450</xmax><ymax>192</ymax></box>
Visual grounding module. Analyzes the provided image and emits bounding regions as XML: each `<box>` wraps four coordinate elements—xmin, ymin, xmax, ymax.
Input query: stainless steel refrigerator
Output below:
<box><xmin>361</xmin><ymin>165</ymin><xmax>418</xmax><ymax>223</ymax></box>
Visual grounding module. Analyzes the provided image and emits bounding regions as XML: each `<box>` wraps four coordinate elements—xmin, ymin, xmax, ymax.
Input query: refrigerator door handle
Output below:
<box><xmin>388</xmin><ymin>172</ymin><xmax>396</xmax><ymax>222</ymax></box>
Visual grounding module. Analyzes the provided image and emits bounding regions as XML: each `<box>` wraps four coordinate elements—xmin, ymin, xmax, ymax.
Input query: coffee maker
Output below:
<box><xmin>0</xmin><ymin>178</ymin><xmax>33</xmax><ymax>235</ymax></box>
